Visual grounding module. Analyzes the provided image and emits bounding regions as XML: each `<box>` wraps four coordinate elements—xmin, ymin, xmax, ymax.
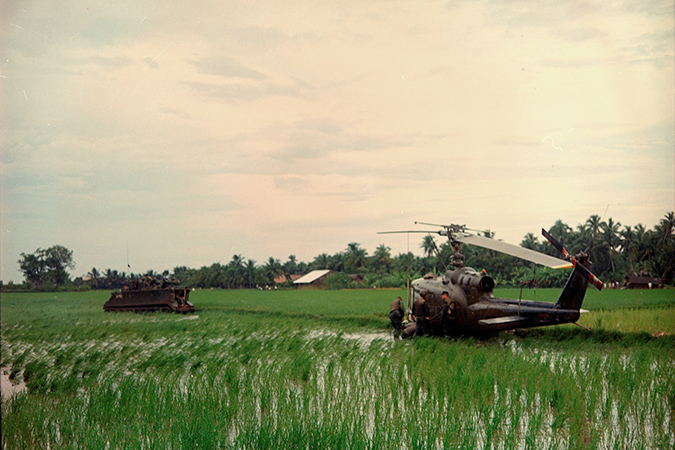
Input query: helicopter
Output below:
<box><xmin>379</xmin><ymin>222</ymin><xmax>603</xmax><ymax>337</ymax></box>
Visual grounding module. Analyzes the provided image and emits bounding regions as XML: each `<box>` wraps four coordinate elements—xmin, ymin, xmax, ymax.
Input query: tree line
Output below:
<box><xmin>8</xmin><ymin>212</ymin><xmax>674</xmax><ymax>292</ymax></box>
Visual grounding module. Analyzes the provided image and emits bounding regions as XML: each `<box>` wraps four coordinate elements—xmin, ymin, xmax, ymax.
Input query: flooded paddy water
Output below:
<box><xmin>1</xmin><ymin>366</ymin><xmax>26</xmax><ymax>399</ymax></box>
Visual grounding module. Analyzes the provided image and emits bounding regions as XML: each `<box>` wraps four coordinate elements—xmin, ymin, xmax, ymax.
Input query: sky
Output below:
<box><xmin>1</xmin><ymin>0</ymin><xmax>673</xmax><ymax>283</ymax></box>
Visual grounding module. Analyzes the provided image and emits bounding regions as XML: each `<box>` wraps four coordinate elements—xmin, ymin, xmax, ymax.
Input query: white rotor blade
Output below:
<box><xmin>455</xmin><ymin>234</ymin><xmax>573</xmax><ymax>269</ymax></box>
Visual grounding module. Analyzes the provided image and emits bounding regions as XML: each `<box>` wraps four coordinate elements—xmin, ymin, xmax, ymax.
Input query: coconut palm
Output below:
<box><xmin>586</xmin><ymin>214</ymin><xmax>605</xmax><ymax>237</ymax></box>
<box><xmin>87</xmin><ymin>267</ymin><xmax>100</xmax><ymax>289</ymax></box>
<box><xmin>619</xmin><ymin>225</ymin><xmax>636</xmax><ymax>272</ymax></box>
<box><xmin>601</xmin><ymin>218</ymin><xmax>621</xmax><ymax>274</ymax></box>
<box><xmin>283</xmin><ymin>255</ymin><xmax>298</xmax><ymax>276</ymax></box>
<box><xmin>520</xmin><ymin>233</ymin><xmax>540</xmax><ymax>251</ymax></box>
<box><xmin>345</xmin><ymin>242</ymin><xmax>368</xmax><ymax>273</ymax></box>
<box><xmin>245</xmin><ymin>259</ymin><xmax>257</xmax><ymax>288</ymax></box>
<box><xmin>311</xmin><ymin>253</ymin><xmax>330</xmax><ymax>270</ymax></box>
<box><xmin>264</xmin><ymin>257</ymin><xmax>283</xmax><ymax>283</ymax></box>
<box><xmin>420</xmin><ymin>235</ymin><xmax>437</xmax><ymax>258</ymax></box>
<box><xmin>549</xmin><ymin>220</ymin><xmax>572</xmax><ymax>245</ymax></box>
<box><xmin>371</xmin><ymin>244</ymin><xmax>392</xmax><ymax>274</ymax></box>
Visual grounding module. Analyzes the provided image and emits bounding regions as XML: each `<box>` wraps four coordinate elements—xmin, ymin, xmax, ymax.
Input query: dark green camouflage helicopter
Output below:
<box><xmin>380</xmin><ymin>223</ymin><xmax>603</xmax><ymax>337</ymax></box>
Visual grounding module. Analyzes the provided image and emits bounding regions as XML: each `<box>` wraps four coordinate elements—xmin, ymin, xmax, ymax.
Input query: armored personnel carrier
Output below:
<box><xmin>104</xmin><ymin>275</ymin><xmax>195</xmax><ymax>312</ymax></box>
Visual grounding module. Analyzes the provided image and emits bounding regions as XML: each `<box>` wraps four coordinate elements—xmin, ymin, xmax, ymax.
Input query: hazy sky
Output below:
<box><xmin>1</xmin><ymin>0</ymin><xmax>673</xmax><ymax>282</ymax></box>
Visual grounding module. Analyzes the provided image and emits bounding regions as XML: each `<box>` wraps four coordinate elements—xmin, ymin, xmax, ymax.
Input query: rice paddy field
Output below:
<box><xmin>1</xmin><ymin>287</ymin><xmax>674</xmax><ymax>449</ymax></box>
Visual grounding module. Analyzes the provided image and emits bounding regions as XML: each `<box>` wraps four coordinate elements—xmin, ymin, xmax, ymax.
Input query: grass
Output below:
<box><xmin>1</xmin><ymin>288</ymin><xmax>674</xmax><ymax>449</ymax></box>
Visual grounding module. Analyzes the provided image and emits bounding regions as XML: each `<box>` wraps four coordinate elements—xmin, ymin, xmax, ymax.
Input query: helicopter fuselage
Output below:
<box><xmin>408</xmin><ymin>266</ymin><xmax>584</xmax><ymax>335</ymax></box>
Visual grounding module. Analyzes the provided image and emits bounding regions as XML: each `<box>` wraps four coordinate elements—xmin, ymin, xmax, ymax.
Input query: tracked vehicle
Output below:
<box><xmin>104</xmin><ymin>276</ymin><xmax>195</xmax><ymax>313</ymax></box>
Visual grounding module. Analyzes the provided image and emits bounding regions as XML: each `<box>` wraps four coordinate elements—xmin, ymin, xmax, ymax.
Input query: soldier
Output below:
<box><xmin>440</xmin><ymin>291</ymin><xmax>456</xmax><ymax>336</ymax></box>
<box><xmin>412</xmin><ymin>292</ymin><xmax>430</xmax><ymax>339</ymax></box>
<box><xmin>389</xmin><ymin>296</ymin><xmax>405</xmax><ymax>339</ymax></box>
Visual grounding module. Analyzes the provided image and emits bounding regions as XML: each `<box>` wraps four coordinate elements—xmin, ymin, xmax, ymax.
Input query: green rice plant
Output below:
<box><xmin>2</xmin><ymin>289</ymin><xmax>674</xmax><ymax>449</ymax></box>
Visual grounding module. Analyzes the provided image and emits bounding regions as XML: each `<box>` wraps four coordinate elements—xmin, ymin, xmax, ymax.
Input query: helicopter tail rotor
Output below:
<box><xmin>542</xmin><ymin>228</ymin><xmax>603</xmax><ymax>291</ymax></box>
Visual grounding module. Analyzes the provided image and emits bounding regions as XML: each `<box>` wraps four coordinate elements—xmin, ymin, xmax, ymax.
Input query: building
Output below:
<box><xmin>274</xmin><ymin>274</ymin><xmax>303</xmax><ymax>285</ymax></box>
<box><xmin>623</xmin><ymin>272</ymin><xmax>662</xmax><ymax>289</ymax></box>
<box><xmin>293</xmin><ymin>270</ymin><xmax>332</xmax><ymax>288</ymax></box>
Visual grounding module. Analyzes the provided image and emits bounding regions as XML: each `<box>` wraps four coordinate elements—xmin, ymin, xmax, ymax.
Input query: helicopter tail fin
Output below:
<box><xmin>555</xmin><ymin>264</ymin><xmax>590</xmax><ymax>311</ymax></box>
<box><xmin>543</xmin><ymin>228</ymin><xmax>603</xmax><ymax>311</ymax></box>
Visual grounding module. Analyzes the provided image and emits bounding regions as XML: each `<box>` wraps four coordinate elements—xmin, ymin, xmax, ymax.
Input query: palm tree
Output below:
<box><xmin>520</xmin><ymin>233</ymin><xmax>539</xmax><ymax>251</ymax></box>
<box><xmin>328</xmin><ymin>252</ymin><xmax>345</xmax><ymax>272</ymax></box>
<box><xmin>657</xmin><ymin>212</ymin><xmax>675</xmax><ymax>244</ymax></box>
<box><xmin>311</xmin><ymin>253</ymin><xmax>330</xmax><ymax>270</ymax></box>
<box><xmin>653</xmin><ymin>212</ymin><xmax>675</xmax><ymax>284</ymax></box>
<box><xmin>245</xmin><ymin>259</ymin><xmax>257</xmax><ymax>288</ymax></box>
<box><xmin>345</xmin><ymin>242</ymin><xmax>368</xmax><ymax>273</ymax></box>
<box><xmin>371</xmin><ymin>244</ymin><xmax>392</xmax><ymax>274</ymax></box>
<box><xmin>586</xmin><ymin>214</ymin><xmax>605</xmax><ymax>237</ymax></box>
<box><xmin>87</xmin><ymin>267</ymin><xmax>100</xmax><ymax>289</ymax></box>
<box><xmin>619</xmin><ymin>225</ymin><xmax>636</xmax><ymax>272</ymax></box>
<box><xmin>420</xmin><ymin>235</ymin><xmax>437</xmax><ymax>258</ymax></box>
<box><xmin>584</xmin><ymin>214</ymin><xmax>607</xmax><ymax>269</ymax></box>
<box><xmin>283</xmin><ymin>255</ymin><xmax>298</xmax><ymax>276</ymax></box>
<box><xmin>549</xmin><ymin>220</ymin><xmax>572</xmax><ymax>247</ymax></box>
<box><xmin>264</xmin><ymin>257</ymin><xmax>283</xmax><ymax>282</ymax></box>
<box><xmin>227</xmin><ymin>255</ymin><xmax>246</xmax><ymax>288</ymax></box>
<box><xmin>601</xmin><ymin>218</ymin><xmax>621</xmax><ymax>273</ymax></box>
<box><xmin>104</xmin><ymin>268</ymin><xmax>115</xmax><ymax>289</ymax></box>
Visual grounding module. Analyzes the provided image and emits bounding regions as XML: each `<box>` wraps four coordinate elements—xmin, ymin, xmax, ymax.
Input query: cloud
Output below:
<box><xmin>183</xmin><ymin>79</ymin><xmax>309</xmax><ymax>103</ymax></box>
<box><xmin>188</xmin><ymin>56</ymin><xmax>269</xmax><ymax>80</ymax></box>
<box><xmin>1</xmin><ymin>0</ymin><xmax>672</xmax><ymax>282</ymax></box>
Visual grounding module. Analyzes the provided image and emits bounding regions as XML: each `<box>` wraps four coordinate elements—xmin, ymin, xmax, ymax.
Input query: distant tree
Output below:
<box><xmin>283</xmin><ymin>255</ymin><xmax>298</xmax><ymax>276</ymax></box>
<box><xmin>244</xmin><ymin>259</ymin><xmax>257</xmax><ymax>288</ymax></box>
<box><xmin>619</xmin><ymin>226</ymin><xmax>637</xmax><ymax>272</ymax></box>
<box><xmin>549</xmin><ymin>220</ymin><xmax>572</xmax><ymax>243</ymax></box>
<box><xmin>324</xmin><ymin>272</ymin><xmax>351</xmax><ymax>289</ymax></box>
<box><xmin>586</xmin><ymin>214</ymin><xmax>604</xmax><ymax>237</ymax></box>
<box><xmin>651</xmin><ymin>212</ymin><xmax>675</xmax><ymax>284</ymax></box>
<box><xmin>520</xmin><ymin>233</ymin><xmax>540</xmax><ymax>251</ymax></box>
<box><xmin>173</xmin><ymin>266</ymin><xmax>195</xmax><ymax>286</ymax></box>
<box><xmin>43</xmin><ymin>245</ymin><xmax>75</xmax><ymax>288</ymax></box>
<box><xmin>311</xmin><ymin>253</ymin><xmax>330</xmax><ymax>270</ymax></box>
<box><xmin>420</xmin><ymin>235</ymin><xmax>437</xmax><ymax>259</ymax></box>
<box><xmin>264</xmin><ymin>257</ymin><xmax>283</xmax><ymax>283</ymax></box>
<box><xmin>227</xmin><ymin>254</ymin><xmax>246</xmax><ymax>288</ymax></box>
<box><xmin>18</xmin><ymin>245</ymin><xmax>75</xmax><ymax>290</ymax></box>
<box><xmin>87</xmin><ymin>267</ymin><xmax>100</xmax><ymax>289</ymax></box>
<box><xmin>370</xmin><ymin>244</ymin><xmax>392</xmax><ymax>274</ymax></box>
<box><xmin>18</xmin><ymin>251</ymin><xmax>47</xmax><ymax>290</ymax></box>
<box><xmin>344</xmin><ymin>242</ymin><xmax>368</xmax><ymax>273</ymax></box>
<box><xmin>328</xmin><ymin>252</ymin><xmax>346</xmax><ymax>272</ymax></box>
<box><xmin>601</xmin><ymin>218</ymin><xmax>621</xmax><ymax>274</ymax></box>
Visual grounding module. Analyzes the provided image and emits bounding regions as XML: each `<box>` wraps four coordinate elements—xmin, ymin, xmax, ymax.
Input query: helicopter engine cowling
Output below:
<box><xmin>450</xmin><ymin>267</ymin><xmax>495</xmax><ymax>292</ymax></box>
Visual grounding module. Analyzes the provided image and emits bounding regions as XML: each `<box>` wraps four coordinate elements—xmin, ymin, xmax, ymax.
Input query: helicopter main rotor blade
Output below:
<box><xmin>541</xmin><ymin>228</ymin><xmax>604</xmax><ymax>290</ymax></box>
<box><xmin>454</xmin><ymin>233</ymin><xmax>573</xmax><ymax>269</ymax></box>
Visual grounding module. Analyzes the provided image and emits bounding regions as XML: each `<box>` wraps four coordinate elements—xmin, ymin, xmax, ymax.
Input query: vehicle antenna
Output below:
<box><xmin>407</xmin><ymin>232</ymin><xmax>411</xmax><ymax>320</ymax></box>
